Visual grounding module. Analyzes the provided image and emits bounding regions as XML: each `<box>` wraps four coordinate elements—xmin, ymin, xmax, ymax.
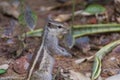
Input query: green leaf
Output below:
<box><xmin>92</xmin><ymin>57</ymin><xmax>99</xmax><ymax>79</ymax></box>
<box><xmin>18</xmin><ymin>13</ymin><xmax>26</xmax><ymax>26</ymax></box>
<box><xmin>25</xmin><ymin>29</ymin><xmax>42</xmax><ymax>37</ymax></box>
<box><xmin>25</xmin><ymin>23</ymin><xmax>120</xmax><ymax>38</ymax></box>
<box><xmin>96</xmin><ymin>40</ymin><xmax>120</xmax><ymax>59</ymax></box>
<box><xmin>92</xmin><ymin>57</ymin><xmax>101</xmax><ymax>80</ymax></box>
<box><xmin>92</xmin><ymin>40</ymin><xmax>120</xmax><ymax>80</ymax></box>
<box><xmin>73</xmin><ymin>23</ymin><xmax>120</xmax><ymax>38</ymax></box>
<box><xmin>63</xmin><ymin>31</ymin><xmax>75</xmax><ymax>49</ymax></box>
<box><xmin>84</xmin><ymin>4</ymin><xmax>106</xmax><ymax>14</ymax></box>
<box><xmin>0</xmin><ymin>69</ymin><xmax>6</xmax><ymax>74</ymax></box>
<box><xmin>18</xmin><ymin>7</ymin><xmax>37</xmax><ymax>31</ymax></box>
<box><xmin>24</xmin><ymin>23</ymin><xmax>120</xmax><ymax>49</ymax></box>
<box><xmin>24</xmin><ymin>7</ymin><xmax>37</xmax><ymax>30</ymax></box>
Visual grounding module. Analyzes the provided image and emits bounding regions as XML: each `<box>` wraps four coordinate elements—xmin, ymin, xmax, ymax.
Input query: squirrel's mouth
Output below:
<box><xmin>63</xmin><ymin>31</ymin><xmax>68</xmax><ymax>34</ymax></box>
<box><xmin>63</xmin><ymin>28</ymin><xmax>70</xmax><ymax>34</ymax></box>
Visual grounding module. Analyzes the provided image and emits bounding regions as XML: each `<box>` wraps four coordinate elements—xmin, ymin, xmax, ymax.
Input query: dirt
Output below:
<box><xmin>0</xmin><ymin>0</ymin><xmax>120</xmax><ymax>80</ymax></box>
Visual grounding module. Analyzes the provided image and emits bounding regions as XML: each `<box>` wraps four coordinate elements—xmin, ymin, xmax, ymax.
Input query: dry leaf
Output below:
<box><xmin>0</xmin><ymin>64</ymin><xmax>9</xmax><ymax>70</ymax></box>
<box><xmin>106</xmin><ymin>74</ymin><xmax>120</xmax><ymax>80</ymax></box>
<box><xmin>0</xmin><ymin>1</ymin><xmax>19</xmax><ymax>18</ymax></box>
<box><xmin>75</xmin><ymin>56</ymin><xmax>94</xmax><ymax>64</ymax></box>
<box><xmin>69</xmin><ymin>70</ymin><xmax>91</xmax><ymax>80</ymax></box>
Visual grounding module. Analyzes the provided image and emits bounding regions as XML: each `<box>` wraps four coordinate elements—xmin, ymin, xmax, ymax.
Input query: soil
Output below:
<box><xmin>0</xmin><ymin>0</ymin><xmax>120</xmax><ymax>80</ymax></box>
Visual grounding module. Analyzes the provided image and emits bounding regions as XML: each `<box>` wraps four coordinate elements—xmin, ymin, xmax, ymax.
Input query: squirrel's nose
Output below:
<box><xmin>63</xmin><ymin>28</ymin><xmax>69</xmax><ymax>34</ymax></box>
<box><xmin>65</xmin><ymin>27</ymin><xmax>70</xmax><ymax>31</ymax></box>
<box><xmin>67</xmin><ymin>28</ymin><xmax>71</xmax><ymax>33</ymax></box>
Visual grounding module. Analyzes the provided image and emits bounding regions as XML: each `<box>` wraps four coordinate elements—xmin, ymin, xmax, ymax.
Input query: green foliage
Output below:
<box><xmin>24</xmin><ymin>7</ymin><xmax>37</xmax><ymax>30</ymax></box>
<box><xmin>25</xmin><ymin>29</ymin><xmax>42</xmax><ymax>37</ymax></box>
<box><xmin>18</xmin><ymin>6</ymin><xmax>37</xmax><ymax>31</ymax></box>
<box><xmin>0</xmin><ymin>69</ymin><xmax>6</xmax><ymax>74</ymax></box>
<box><xmin>25</xmin><ymin>23</ymin><xmax>120</xmax><ymax>37</ymax></box>
<box><xmin>64</xmin><ymin>31</ymin><xmax>75</xmax><ymax>49</ymax></box>
<box><xmin>25</xmin><ymin>23</ymin><xmax>120</xmax><ymax>49</ymax></box>
<box><xmin>25</xmin><ymin>23</ymin><xmax>120</xmax><ymax>38</ymax></box>
<box><xmin>18</xmin><ymin>13</ymin><xmax>26</xmax><ymax>26</ymax></box>
<box><xmin>92</xmin><ymin>56</ymin><xmax>101</xmax><ymax>80</ymax></box>
<box><xmin>31</xmin><ymin>12</ymin><xmax>37</xmax><ymax>24</ymax></box>
<box><xmin>92</xmin><ymin>40</ymin><xmax>120</xmax><ymax>80</ymax></box>
<box><xmin>84</xmin><ymin>4</ymin><xmax>106</xmax><ymax>14</ymax></box>
<box><xmin>73</xmin><ymin>23</ymin><xmax>120</xmax><ymax>38</ymax></box>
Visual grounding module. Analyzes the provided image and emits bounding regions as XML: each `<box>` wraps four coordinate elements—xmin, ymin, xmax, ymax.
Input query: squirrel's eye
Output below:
<box><xmin>58</xmin><ymin>26</ymin><xmax>62</xmax><ymax>28</ymax></box>
<box><xmin>48</xmin><ymin>22</ymin><xmax>51</xmax><ymax>26</ymax></box>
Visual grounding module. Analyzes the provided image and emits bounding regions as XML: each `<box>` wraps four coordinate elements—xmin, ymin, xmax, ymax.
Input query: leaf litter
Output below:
<box><xmin>0</xmin><ymin>0</ymin><xmax>120</xmax><ymax>80</ymax></box>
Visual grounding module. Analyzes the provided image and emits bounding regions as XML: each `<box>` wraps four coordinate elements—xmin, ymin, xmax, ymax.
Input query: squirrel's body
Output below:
<box><xmin>31</xmin><ymin>47</ymin><xmax>54</xmax><ymax>80</ymax></box>
<box><xmin>27</xmin><ymin>19</ymin><xmax>71</xmax><ymax>80</ymax></box>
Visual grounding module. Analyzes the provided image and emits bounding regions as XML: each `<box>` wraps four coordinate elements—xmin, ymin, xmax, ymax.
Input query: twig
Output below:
<box><xmin>0</xmin><ymin>76</ymin><xmax>25</xmax><ymax>80</ymax></box>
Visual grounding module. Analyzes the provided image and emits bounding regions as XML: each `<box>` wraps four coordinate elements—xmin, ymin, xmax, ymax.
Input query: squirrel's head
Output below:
<box><xmin>46</xmin><ymin>20</ymin><xmax>69</xmax><ymax>37</ymax></box>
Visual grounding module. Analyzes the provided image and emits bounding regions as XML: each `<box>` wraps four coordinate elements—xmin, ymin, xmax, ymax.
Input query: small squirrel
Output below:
<box><xmin>26</xmin><ymin>18</ymin><xmax>72</xmax><ymax>80</ymax></box>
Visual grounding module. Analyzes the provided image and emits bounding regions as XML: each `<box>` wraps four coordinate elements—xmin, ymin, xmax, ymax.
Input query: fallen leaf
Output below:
<box><xmin>0</xmin><ymin>69</ymin><xmax>6</xmax><ymax>74</ymax></box>
<box><xmin>0</xmin><ymin>1</ymin><xmax>19</xmax><ymax>18</ymax></box>
<box><xmin>106</xmin><ymin>74</ymin><xmax>120</xmax><ymax>80</ymax></box>
<box><xmin>75</xmin><ymin>36</ymin><xmax>90</xmax><ymax>53</ymax></box>
<box><xmin>0</xmin><ymin>64</ymin><xmax>9</xmax><ymax>70</ymax></box>
<box><xmin>13</xmin><ymin>56</ymin><xmax>29</xmax><ymax>74</ymax></box>
<box><xmin>0</xmin><ymin>64</ymin><xmax>9</xmax><ymax>74</ymax></box>
<box><xmin>69</xmin><ymin>70</ymin><xmax>91</xmax><ymax>80</ymax></box>
<box><xmin>84</xmin><ymin>4</ymin><xmax>106</xmax><ymax>15</ymax></box>
<box><xmin>75</xmin><ymin>56</ymin><xmax>94</xmax><ymax>64</ymax></box>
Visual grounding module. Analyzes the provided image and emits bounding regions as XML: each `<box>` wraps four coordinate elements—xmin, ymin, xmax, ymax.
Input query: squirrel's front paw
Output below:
<box><xmin>60</xmin><ymin>48</ymin><xmax>72</xmax><ymax>57</ymax></box>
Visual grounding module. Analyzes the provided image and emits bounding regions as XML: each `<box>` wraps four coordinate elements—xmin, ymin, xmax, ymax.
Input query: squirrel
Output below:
<box><xmin>26</xmin><ymin>18</ymin><xmax>72</xmax><ymax>80</ymax></box>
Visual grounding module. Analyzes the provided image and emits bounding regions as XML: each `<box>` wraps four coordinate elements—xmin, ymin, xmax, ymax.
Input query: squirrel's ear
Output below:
<box><xmin>48</xmin><ymin>15</ymin><xmax>53</xmax><ymax>21</ymax></box>
<box><xmin>47</xmin><ymin>22</ymin><xmax>51</xmax><ymax>27</ymax></box>
<box><xmin>47</xmin><ymin>15</ymin><xmax>54</xmax><ymax>28</ymax></box>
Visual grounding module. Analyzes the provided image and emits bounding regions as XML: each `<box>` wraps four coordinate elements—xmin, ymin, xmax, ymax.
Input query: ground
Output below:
<box><xmin>0</xmin><ymin>0</ymin><xmax>120</xmax><ymax>80</ymax></box>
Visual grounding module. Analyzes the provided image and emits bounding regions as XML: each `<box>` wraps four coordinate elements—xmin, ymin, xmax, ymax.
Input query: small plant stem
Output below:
<box><xmin>71</xmin><ymin>0</ymin><xmax>76</xmax><ymax>34</ymax></box>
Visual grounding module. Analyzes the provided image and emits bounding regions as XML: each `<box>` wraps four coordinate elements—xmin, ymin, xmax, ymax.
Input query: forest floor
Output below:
<box><xmin>0</xmin><ymin>0</ymin><xmax>120</xmax><ymax>80</ymax></box>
